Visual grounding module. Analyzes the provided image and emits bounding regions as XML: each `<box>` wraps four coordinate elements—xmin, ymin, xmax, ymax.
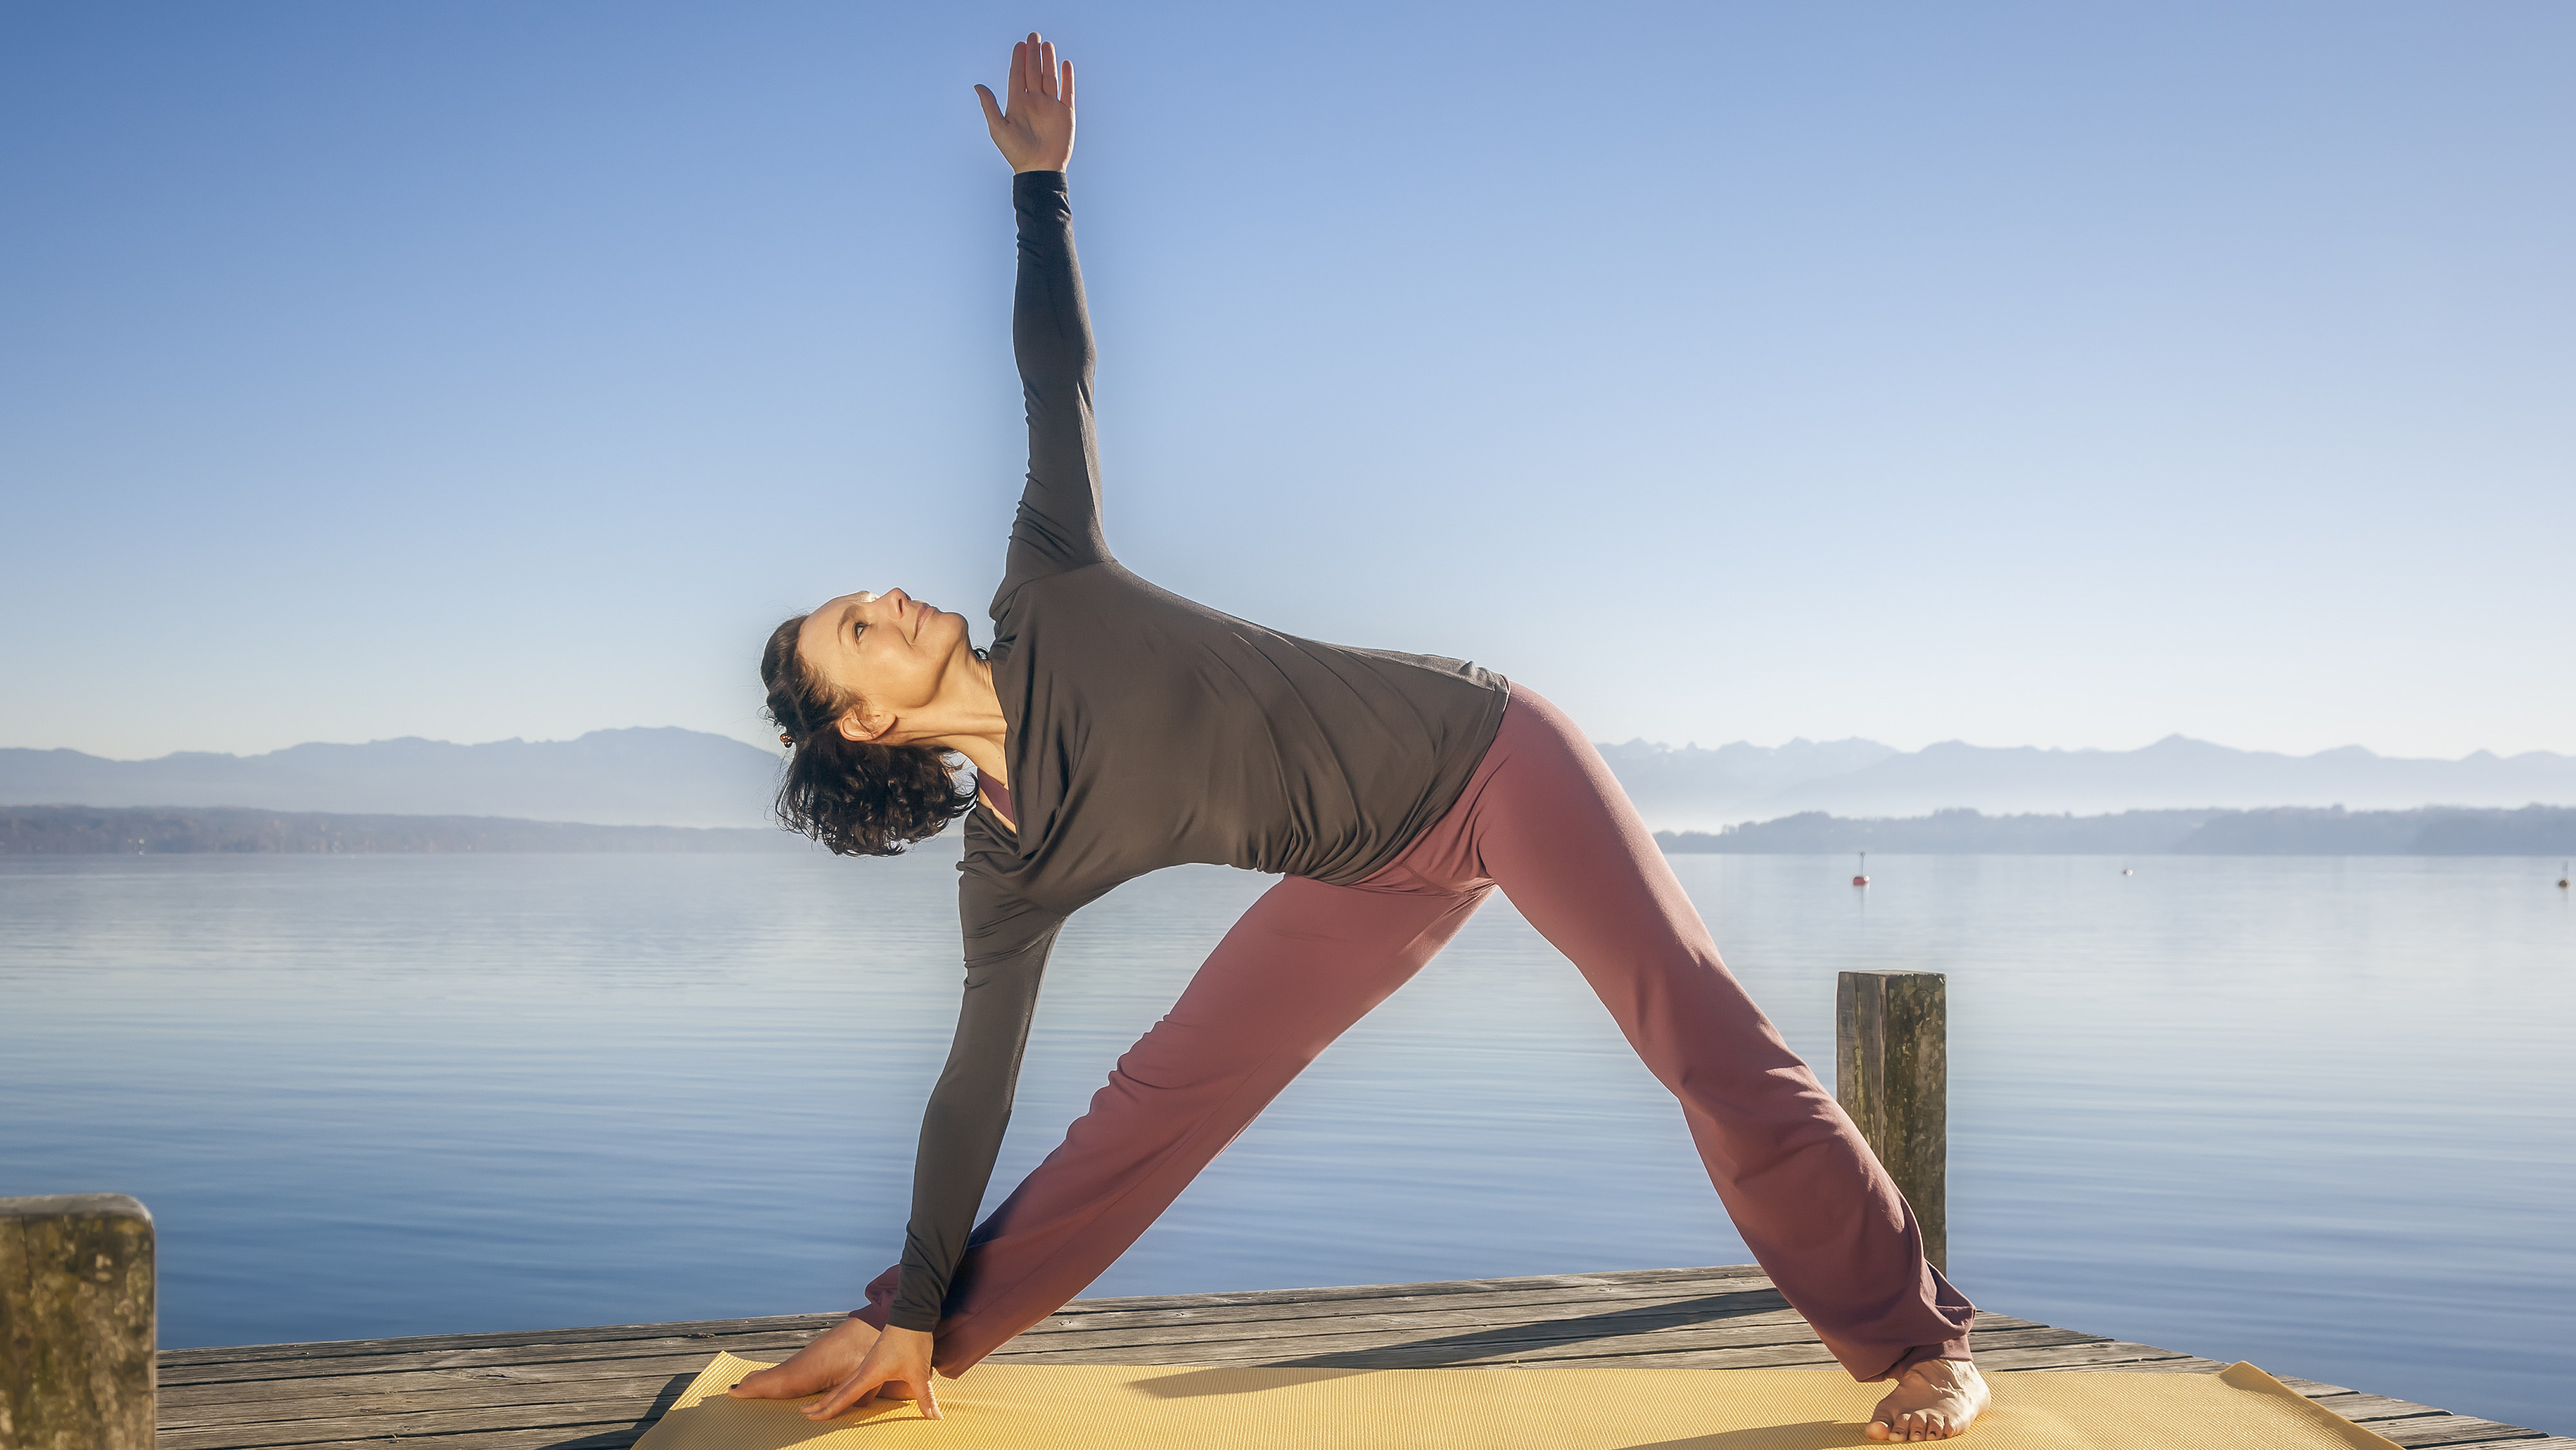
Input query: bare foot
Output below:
<box><xmin>728</xmin><ymin>1317</ymin><xmax>882</xmax><ymax>1400</ymax></box>
<box><xmin>1867</xmin><ymin>1359</ymin><xmax>1989</xmax><ymax>1441</ymax></box>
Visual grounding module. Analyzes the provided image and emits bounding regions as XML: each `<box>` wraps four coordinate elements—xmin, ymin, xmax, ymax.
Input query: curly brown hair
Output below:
<box><xmin>761</xmin><ymin>615</ymin><xmax>975</xmax><ymax>855</ymax></box>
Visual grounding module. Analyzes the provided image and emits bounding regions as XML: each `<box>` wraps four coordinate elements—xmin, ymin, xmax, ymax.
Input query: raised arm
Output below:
<box><xmin>978</xmin><ymin>36</ymin><xmax>1110</xmax><ymax>607</ymax></box>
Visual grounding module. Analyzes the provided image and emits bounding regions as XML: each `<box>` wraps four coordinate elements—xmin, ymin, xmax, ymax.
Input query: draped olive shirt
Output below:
<box><xmin>887</xmin><ymin>171</ymin><xmax>1509</xmax><ymax>1331</ymax></box>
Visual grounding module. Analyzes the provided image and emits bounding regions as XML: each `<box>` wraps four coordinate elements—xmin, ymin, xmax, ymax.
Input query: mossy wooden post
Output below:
<box><xmin>1835</xmin><ymin>971</ymin><xmax>1947</xmax><ymax>1273</ymax></box>
<box><xmin>1</xmin><ymin>1194</ymin><xmax>156</xmax><ymax>1450</ymax></box>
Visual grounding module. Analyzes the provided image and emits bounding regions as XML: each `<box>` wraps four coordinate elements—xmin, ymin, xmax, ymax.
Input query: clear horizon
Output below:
<box><xmin>6</xmin><ymin>3</ymin><xmax>2570</xmax><ymax>761</ymax></box>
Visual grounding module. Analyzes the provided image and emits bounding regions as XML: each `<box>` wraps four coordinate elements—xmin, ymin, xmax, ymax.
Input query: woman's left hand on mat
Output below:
<box><xmin>804</xmin><ymin>1324</ymin><xmax>943</xmax><ymax>1422</ymax></box>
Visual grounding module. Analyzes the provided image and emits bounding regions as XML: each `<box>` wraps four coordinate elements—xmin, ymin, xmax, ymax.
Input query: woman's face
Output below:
<box><xmin>794</xmin><ymin>587</ymin><xmax>973</xmax><ymax>741</ymax></box>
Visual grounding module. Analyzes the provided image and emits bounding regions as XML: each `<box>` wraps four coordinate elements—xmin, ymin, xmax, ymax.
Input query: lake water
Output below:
<box><xmin>3</xmin><ymin>850</ymin><xmax>2570</xmax><ymax>1432</ymax></box>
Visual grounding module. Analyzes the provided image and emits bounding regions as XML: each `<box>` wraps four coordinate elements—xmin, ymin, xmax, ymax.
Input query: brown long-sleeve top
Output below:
<box><xmin>886</xmin><ymin>171</ymin><xmax>1510</xmax><ymax>1331</ymax></box>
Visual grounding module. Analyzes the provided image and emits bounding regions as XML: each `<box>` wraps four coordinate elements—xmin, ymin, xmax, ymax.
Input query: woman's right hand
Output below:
<box><xmin>803</xmin><ymin>1322</ymin><xmax>942</xmax><ymax>1421</ymax></box>
<box><xmin>974</xmin><ymin>32</ymin><xmax>1075</xmax><ymax>173</ymax></box>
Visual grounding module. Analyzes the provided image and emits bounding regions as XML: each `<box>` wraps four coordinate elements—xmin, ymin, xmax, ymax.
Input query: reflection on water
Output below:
<box><xmin>1</xmin><ymin>850</ymin><xmax>2568</xmax><ymax>1431</ymax></box>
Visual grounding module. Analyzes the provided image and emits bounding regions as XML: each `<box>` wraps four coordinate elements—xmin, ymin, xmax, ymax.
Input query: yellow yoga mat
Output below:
<box><xmin>634</xmin><ymin>1350</ymin><xmax>2404</xmax><ymax>1449</ymax></box>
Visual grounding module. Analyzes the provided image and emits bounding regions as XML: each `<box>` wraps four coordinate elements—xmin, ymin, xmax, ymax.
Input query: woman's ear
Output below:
<box><xmin>838</xmin><ymin>705</ymin><xmax>896</xmax><ymax>744</ymax></box>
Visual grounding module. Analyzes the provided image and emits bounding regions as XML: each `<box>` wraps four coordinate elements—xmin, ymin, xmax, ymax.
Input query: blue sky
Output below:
<box><xmin>5</xmin><ymin>2</ymin><xmax>2570</xmax><ymax>761</ymax></box>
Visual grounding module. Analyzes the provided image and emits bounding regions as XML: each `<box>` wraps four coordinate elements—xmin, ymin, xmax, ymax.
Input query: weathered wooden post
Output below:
<box><xmin>1</xmin><ymin>1194</ymin><xmax>156</xmax><ymax>1450</ymax></box>
<box><xmin>1835</xmin><ymin>971</ymin><xmax>1947</xmax><ymax>1273</ymax></box>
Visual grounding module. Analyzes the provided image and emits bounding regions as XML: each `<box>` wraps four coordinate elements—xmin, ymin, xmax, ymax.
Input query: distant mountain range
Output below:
<box><xmin>15</xmin><ymin>801</ymin><xmax>2565</xmax><ymax>857</ymax></box>
<box><xmin>1600</xmin><ymin>734</ymin><xmax>2576</xmax><ymax>829</ymax></box>
<box><xmin>5</xmin><ymin>727</ymin><xmax>2570</xmax><ymax>832</ymax></box>
<box><xmin>1</xmin><ymin>805</ymin><xmax>806</xmax><ymax>855</ymax></box>
<box><xmin>0</xmin><ymin>729</ymin><xmax>784</xmax><ymax>828</ymax></box>
<box><xmin>1660</xmin><ymin>805</ymin><xmax>2576</xmax><ymax>856</ymax></box>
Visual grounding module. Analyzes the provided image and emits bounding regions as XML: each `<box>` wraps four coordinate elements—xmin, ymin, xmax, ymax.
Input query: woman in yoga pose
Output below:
<box><xmin>730</xmin><ymin>35</ymin><xmax>1987</xmax><ymax>1442</ymax></box>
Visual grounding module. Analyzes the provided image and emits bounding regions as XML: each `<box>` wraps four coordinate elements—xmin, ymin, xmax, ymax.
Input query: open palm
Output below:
<box><xmin>975</xmin><ymin>33</ymin><xmax>1075</xmax><ymax>173</ymax></box>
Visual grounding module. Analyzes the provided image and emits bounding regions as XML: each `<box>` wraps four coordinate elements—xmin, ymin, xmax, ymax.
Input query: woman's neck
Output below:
<box><xmin>911</xmin><ymin>654</ymin><xmax>1010</xmax><ymax>787</ymax></box>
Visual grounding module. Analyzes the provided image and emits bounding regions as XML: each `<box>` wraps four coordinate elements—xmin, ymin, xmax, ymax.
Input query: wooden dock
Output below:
<box><xmin>155</xmin><ymin>1265</ymin><xmax>2567</xmax><ymax>1449</ymax></box>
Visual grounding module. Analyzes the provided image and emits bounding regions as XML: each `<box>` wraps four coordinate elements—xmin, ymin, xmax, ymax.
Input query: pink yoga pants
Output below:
<box><xmin>858</xmin><ymin>683</ymin><xmax>1975</xmax><ymax>1381</ymax></box>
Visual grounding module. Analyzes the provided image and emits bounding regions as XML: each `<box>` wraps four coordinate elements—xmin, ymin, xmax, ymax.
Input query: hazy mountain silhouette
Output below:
<box><xmin>1</xmin><ymin>805</ymin><xmax>807</xmax><ymax>854</ymax></box>
<box><xmin>1656</xmin><ymin>804</ymin><xmax>2576</xmax><ymax>855</ymax></box>
<box><xmin>1606</xmin><ymin>734</ymin><xmax>2576</xmax><ymax>829</ymax></box>
<box><xmin>7</xmin><ymin>727</ymin><xmax>2571</xmax><ymax>834</ymax></box>
<box><xmin>1595</xmin><ymin>738</ymin><xmax>1900</xmax><ymax>825</ymax></box>
<box><xmin>0</xmin><ymin>729</ymin><xmax>784</xmax><ymax>828</ymax></box>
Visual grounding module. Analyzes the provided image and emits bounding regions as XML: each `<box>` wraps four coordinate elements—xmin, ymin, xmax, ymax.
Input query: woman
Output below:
<box><xmin>730</xmin><ymin>35</ymin><xmax>1987</xmax><ymax>1443</ymax></box>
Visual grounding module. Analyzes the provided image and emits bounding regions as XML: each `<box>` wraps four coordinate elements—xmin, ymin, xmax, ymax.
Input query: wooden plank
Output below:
<box><xmin>167</xmin><ymin>1301</ymin><xmax>2049</xmax><ymax>1423</ymax></box>
<box><xmin>157</xmin><ymin>1397</ymin><xmax>678</xmax><ymax>1450</ymax></box>
<box><xmin>160</xmin><ymin>1366</ymin><xmax>705</xmax><ymax>1427</ymax></box>
<box><xmin>993</xmin><ymin>1339</ymin><xmax>1857</xmax><ymax>1373</ymax></box>
<box><xmin>162</xmin><ymin>1283</ymin><xmax>1811</xmax><ymax>1388</ymax></box>
<box><xmin>1042</xmin><ymin>1264</ymin><xmax>1772</xmax><ymax>1313</ymax></box>
<box><xmin>158</xmin><ymin>1330</ymin><xmax>831</xmax><ymax>1389</ymax></box>
<box><xmin>2369</xmin><ymin>1417</ymin><xmax>2548</xmax><ymax>1447</ymax></box>
<box><xmin>203</xmin><ymin>1430</ymin><xmax>647</xmax><ymax>1450</ymax></box>
<box><xmin>1019</xmin><ymin>1275</ymin><xmax>1783</xmax><ymax>1335</ymax></box>
<box><xmin>999</xmin><ymin>1295</ymin><xmax>1804</xmax><ymax>1356</ymax></box>
<box><xmin>1975</xmin><ymin>1340</ymin><xmax>2209</xmax><ymax>1371</ymax></box>
<box><xmin>998</xmin><ymin>1317</ymin><xmax>2102</xmax><ymax>1372</ymax></box>
<box><xmin>2319</xmin><ymin>1392</ymin><xmax>2466</xmax><ymax>1422</ymax></box>
<box><xmin>155</xmin><ymin>1264</ymin><xmax>1768</xmax><ymax>1371</ymax></box>
<box><xmin>156</xmin><ymin>1314</ymin><xmax>848</xmax><ymax>1369</ymax></box>
<box><xmin>1032</xmin><ymin>1302</ymin><xmax>2054</xmax><ymax>1352</ymax></box>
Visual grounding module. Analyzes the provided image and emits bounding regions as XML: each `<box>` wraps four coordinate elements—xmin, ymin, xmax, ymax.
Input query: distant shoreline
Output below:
<box><xmin>8</xmin><ymin>801</ymin><xmax>2573</xmax><ymax>857</ymax></box>
<box><xmin>1658</xmin><ymin>805</ymin><xmax>2576</xmax><ymax>856</ymax></box>
<box><xmin>0</xmin><ymin>805</ymin><xmax>810</xmax><ymax>855</ymax></box>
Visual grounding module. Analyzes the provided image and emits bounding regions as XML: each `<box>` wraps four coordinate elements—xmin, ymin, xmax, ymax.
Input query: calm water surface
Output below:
<box><xmin>2</xmin><ymin>850</ymin><xmax>2569</xmax><ymax>1431</ymax></box>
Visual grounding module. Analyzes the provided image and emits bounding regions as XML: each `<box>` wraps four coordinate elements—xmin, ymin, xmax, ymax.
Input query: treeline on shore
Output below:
<box><xmin>1657</xmin><ymin>805</ymin><xmax>2576</xmax><ymax>855</ymax></box>
<box><xmin>0</xmin><ymin>805</ymin><xmax>808</xmax><ymax>855</ymax></box>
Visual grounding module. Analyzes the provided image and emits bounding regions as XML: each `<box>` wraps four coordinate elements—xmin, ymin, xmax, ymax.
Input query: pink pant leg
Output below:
<box><xmin>859</xmin><ymin>870</ymin><xmax>1487</xmax><ymax>1373</ymax></box>
<box><xmin>1450</xmin><ymin>685</ymin><xmax>1973</xmax><ymax>1381</ymax></box>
